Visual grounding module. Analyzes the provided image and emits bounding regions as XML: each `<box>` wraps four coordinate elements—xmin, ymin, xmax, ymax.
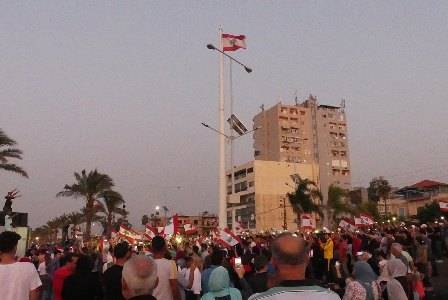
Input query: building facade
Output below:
<box><xmin>378</xmin><ymin>180</ymin><xmax>448</xmax><ymax>218</ymax></box>
<box><xmin>253</xmin><ymin>95</ymin><xmax>351</xmax><ymax>211</ymax></box>
<box><xmin>226</xmin><ymin>160</ymin><xmax>318</xmax><ymax>231</ymax></box>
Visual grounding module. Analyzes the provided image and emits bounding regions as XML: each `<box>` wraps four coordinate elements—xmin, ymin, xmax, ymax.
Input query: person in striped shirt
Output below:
<box><xmin>248</xmin><ymin>232</ymin><xmax>340</xmax><ymax>300</ymax></box>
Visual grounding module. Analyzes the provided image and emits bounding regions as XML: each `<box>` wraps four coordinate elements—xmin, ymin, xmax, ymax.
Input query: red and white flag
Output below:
<box><xmin>118</xmin><ymin>225</ymin><xmax>142</xmax><ymax>240</ymax></box>
<box><xmin>214</xmin><ymin>228</ymin><xmax>240</xmax><ymax>247</ymax></box>
<box><xmin>234</xmin><ymin>221</ymin><xmax>246</xmax><ymax>234</ymax></box>
<box><xmin>163</xmin><ymin>215</ymin><xmax>179</xmax><ymax>236</ymax></box>
<box><xmin>439</xmin><ymin>202</ymin><xmax>448</xmax><ymax>212</ymax></box>
<box><xmin>222</xmin><ymin>33</ymin><xmax>247</xmax><ymax>52</ymax></box>
<box><xmin>184</xmin><ymin>223</ymin><xmax>198</xmax><ymax>235</ymax></box>
<box><xmin>301</xmin><ymin>214</ymin><xmax>315</xmax><ymax>229</ymax></box>
<box><xmin>360</xmin><ymin>213</ymin><xmax>375</xmax><ymax>226</ymax></box>
<box><xmin>354</xmin><ymin>216</ymin><xmax>364</xmax><ymax>227</ymax></box>
<box><xmin>145</xmin><ymin>225</ymin><xmax>158</xmax><ymax>239</ymax></box>
<box><xmin>339</xmin><ymin>218</ymin><xmax>357</xmax><ymax>232</ymax></box>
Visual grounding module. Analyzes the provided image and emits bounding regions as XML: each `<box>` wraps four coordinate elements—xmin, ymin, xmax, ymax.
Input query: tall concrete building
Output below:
<box><xmin>253</xmin><ymin>95</ymin><xmax>351</xmax><ymax>211</ymax></box>
<box><xmin>226</xmin><ymin>160</ymin><xmax>318</xmax><ymax>231</ymax></box>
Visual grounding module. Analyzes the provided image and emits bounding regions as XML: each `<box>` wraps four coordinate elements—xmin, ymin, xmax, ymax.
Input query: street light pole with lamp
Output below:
<box><xmin>206</xmin><ymin>33</ymin><xmax>252</xmax><ymax>228</ymax></box>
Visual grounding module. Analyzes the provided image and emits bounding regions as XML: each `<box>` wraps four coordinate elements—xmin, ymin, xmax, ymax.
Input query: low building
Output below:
<box><xmin>378</xmin><ymin>180</ymin><xmax>448</xmax><ymax>218</ymax></box>
<box><xmin>177</xmin><ymin>213</ymin><xmax>218</xmax><ymax>235</ymax></box>
<box><xmin>226</xmin><ymin>160</ymin><xmax>318</xmax><ymax>231</ymax></box>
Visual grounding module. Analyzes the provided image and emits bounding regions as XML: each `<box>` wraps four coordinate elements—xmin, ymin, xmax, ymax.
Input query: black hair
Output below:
<box><xmin>210</xmin><ymin>247</ymin><xmax>225</xmax><ymax>266</ymax></box>
<box><xmin>151</xmin><ymin>236</ymin><xmax>166</xmax><ymax>253</ymax></box>
<box><xmin>75</xmin><ymin>254</ymin><xmax>92</xmax><ymax>274</ymax></box>
<box><xmin>114</xmin><ymin>242</ymin><xmax>130</xmax><ymax>259</ymax></box>
<box><xmin>0</xmin><ymin>231</ymin><xmax>21</xmax><ymax>253</ymax></box>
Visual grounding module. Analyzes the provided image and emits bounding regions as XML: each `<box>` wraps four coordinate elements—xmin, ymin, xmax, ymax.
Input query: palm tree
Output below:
<box><xmin>56</xmin><ymin>169</ymin><xmax>115</xmax><ymax>240</ymax></box>
<box><xmin>0</xmin><ymin>128</ymin><xmax>28</xmax><ymax>177</ymax></box>
<box><xmin>96</xmin><ymin>190</ymin><xmax>127</xmax><ymax>238</ymax></box>
<box><xmin>368</xmin><ymin>176</ymin><xmax>392</xmax><ymax>216</ymax></box>
<box><xmin>327</xmin><ymin>184</ymin><xmax>352</xmax><ymax>224</ymax></box>
<box><xmin>287</xmin><ymin>176</ymin><xmax>323</xmax><ymax>226</ymax></box>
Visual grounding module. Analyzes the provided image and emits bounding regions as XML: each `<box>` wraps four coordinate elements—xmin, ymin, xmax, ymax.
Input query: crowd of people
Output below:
<box><xmin>1</xmin><ymin>220</ymin><xmax>447</xmax><ymax>300</ymax></box>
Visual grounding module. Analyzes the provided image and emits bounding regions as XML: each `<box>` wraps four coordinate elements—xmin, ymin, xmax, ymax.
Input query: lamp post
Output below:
<box><xmin>206</xmin><ymin>36</ymin><xmax>252</xmax><ymax>228</ymax></box>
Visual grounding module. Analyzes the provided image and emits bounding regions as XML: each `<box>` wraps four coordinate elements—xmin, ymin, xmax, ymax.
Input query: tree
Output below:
<box><xmin>96</xmin><ymin>190</ymin><xmax>127</xmax><ymax>238</ymax></box>
<box><xmin>57</xmin><ymin>169</ymin><xmax>116</xmax><ymax>240</ymax></box>
<box><xmin>357</xmin><ymin>200</ymin><xmax>380</xmax><ymax>220</ymax></box>
<box><xmin>0</xmin><ymin>129</ymin><xmax>28</xmax><ymax>177</ymax></box>
<box><xmin>368</xmin><ymin>176</ymin><xmax>392</xmax><ymax>216</ymax></box>
<box><xmin>287</xmin><ymin>177</ymin><xmax>323</xmax><ymax>226</ymax></box>
<box><xmin>327</xmin><ymin>184</ymin><xmax>351</xmax><ymax>223</ymax></box>
<box><xmin>417</xmin><ymin>201</ymin><xmax>447</xmax><ymax>224</ymax></box>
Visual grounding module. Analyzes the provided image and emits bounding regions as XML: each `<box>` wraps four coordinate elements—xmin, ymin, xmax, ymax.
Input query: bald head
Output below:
<box><xmin>122</xmin><ymin>255</ymin><xmax>158</xmax><ymax>299</ymax></box>
<box><xmin>271</xmin><ymin>232</ymin><xmax>308</xmax><ymax>266</ymax></box>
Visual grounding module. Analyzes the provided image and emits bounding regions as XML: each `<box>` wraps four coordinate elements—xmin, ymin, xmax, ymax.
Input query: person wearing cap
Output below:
<box><xmin>0</xmin><ymin>231</ymin><xmax>42</xmax><ymax>300</ymax></box>
<box><xmin>103</xmin><ymin>241</ymin><xmax>132</xmax><ymax>300</ymax></box>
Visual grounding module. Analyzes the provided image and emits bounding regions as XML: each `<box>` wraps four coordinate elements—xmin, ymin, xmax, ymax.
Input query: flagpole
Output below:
<box><xmin>218</xmin><ymin>27</ymin><xmax>227</xmax><ymax>228</ymax></box>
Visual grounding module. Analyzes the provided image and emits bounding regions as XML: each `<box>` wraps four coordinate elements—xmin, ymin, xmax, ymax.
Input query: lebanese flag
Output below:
<box><xmin>214</xmin><ymin>228</ymin><xmax>240</xmax><ymax>247</ymax></box>
<box><xmin>234</xmin><ymin>221</ymin><xmax>246</xmax><ymax>234</ymax></box>
<box><xmin>360</xmin><ymin>213</ymin><xmax>375</xmax><ymax>225</ymax></box>
<box><xmin>222</xmin><ymin>33</ymin><xmax>247</xmax><ymax>52</ymax></box>
<box><xmin>339</xmin><ymin>218</ymin><xmax>357</xmax><ymax>232</ymax></box>
<box><xmin>439</xmin><ymin>202</ymin><xmax>448</xmax><ymax>212</ymax></box>
<box><xmin>163</xmin><ymin>215</ymin><xmax>179</xmax><ymax>236</ymax></box>
<box><xmin>184</xmin><ymin>223</ymin><xmax>198</xmax><ymax>235</ymax></box>
<box><xmin>301</xmin><ymin>214</ymin><xmax>315</xmax><ymax>229</ymax></box>
<box><xmin>354</xmin><ymin>216</ymin><xmax>364</xmax><ymax>227</ymax></box>
<box><xmin>119</xmin><ymin>225</ymin><xmax>142</xmax><ymax>241</ymax></box>
<box><xmin>145</xmin><ymin>225</ymin><xmax>158</xmax><ymax>239</ymax></box>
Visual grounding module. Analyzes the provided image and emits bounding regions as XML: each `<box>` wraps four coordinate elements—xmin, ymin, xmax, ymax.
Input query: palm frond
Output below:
<box><xmin>0</xmin><ymin>163</ymin><xmax>28</xmax><ymax>178</ymax></box>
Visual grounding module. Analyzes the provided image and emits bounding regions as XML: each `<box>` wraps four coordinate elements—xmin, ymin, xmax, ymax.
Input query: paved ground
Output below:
<box><xmin>427</xmin><ymin>260</ymin><xmax>448</xmax><ymax>300</ymax></box>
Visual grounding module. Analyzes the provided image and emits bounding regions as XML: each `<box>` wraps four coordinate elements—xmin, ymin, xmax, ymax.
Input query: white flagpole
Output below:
<box><xmin>218</xmin><ymin>27</ymin><xmax>227</xmax><ymax>228</ymax></box>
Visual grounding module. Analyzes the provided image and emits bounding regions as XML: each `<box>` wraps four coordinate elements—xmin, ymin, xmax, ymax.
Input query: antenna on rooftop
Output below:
<box><xmin>294</xmin><ymin>90</ymin><xmax>298</xmax><ymax>106</ymax></box>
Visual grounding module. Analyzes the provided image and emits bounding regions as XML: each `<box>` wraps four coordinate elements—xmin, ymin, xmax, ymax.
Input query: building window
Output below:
<box><xmin>247</xmin><ymin>167</ymin><xmax>253</xmax><ymax>173</ymax></box>
<box><xmin>398</xmin><ymin>207</ymin><xmax>406</xmax><ymax>217</ymax></box>
<box><xmin>248</xmin><ymin>181</ymin><xmax>254</xmax><ymax>187</ymax></box>
<box><xmin>254</xmin><ymin>150</ymin><xmax>260</xmax><ymax>156</ymax></box>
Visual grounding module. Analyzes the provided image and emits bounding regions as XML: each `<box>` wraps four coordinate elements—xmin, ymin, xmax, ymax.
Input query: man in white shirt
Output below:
<box><xmin>183</xmin><ymin>256</ymin><xmax>201</xmax><ymax>300</ymax></box>
<box><xmin>249</xmin><ymin>232</ymin><xmax>340</xmax><ymax>300</ymax></box>
<box><xmin>0</xmin><ymin>231</ymin><xmax>42</xmax><ymax>300</ymax></box>
<box><xmin>151</xmin><ymin>236</ymin><xmax>181</xmax><ymax>300</ymax></box>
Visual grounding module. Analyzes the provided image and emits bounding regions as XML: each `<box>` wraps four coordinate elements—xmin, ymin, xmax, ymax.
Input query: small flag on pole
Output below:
<box><xmin>222</xmin><ymin>33</ymin><xmax>247</xmax><ymax>52</ymax></box>
<box><xmin>439</xmin><ymin>202</ymin><xmax>448</xmax><ymax>212</ymax></box>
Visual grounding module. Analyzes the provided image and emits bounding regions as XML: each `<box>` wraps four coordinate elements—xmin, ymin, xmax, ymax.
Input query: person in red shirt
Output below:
<box><xmin>52</xmin><ymin>253</ymin><xmax>79</xmax><ymax>300</ymax></box>
<box><xmin>352</xmin><ymin>234</ymin><xmax>362</xmax><ymax>257</ymax></box>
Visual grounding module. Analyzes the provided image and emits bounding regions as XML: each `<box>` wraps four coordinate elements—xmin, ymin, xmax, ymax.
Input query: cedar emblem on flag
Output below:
<box><xmin>222</xmin><ymin>34</ymin><xmax>247</xmax><ymax>52</ymax></box>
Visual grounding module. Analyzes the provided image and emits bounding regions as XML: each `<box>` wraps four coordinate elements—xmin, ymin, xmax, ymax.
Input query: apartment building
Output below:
<box><xmin>253</xmin><ymin>95</ymin><xmax>351</xmax><ymax>209</ymax></box>
<box><xmin>226</xmin><ymin>160</ymin><xmax>318</xmax><ymax>231</ymax></box>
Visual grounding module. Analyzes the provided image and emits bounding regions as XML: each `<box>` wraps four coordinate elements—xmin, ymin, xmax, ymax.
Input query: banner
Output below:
<box><xmin>301</xmin><ymin>214</ymin><xmax>315</xmax><ymax>229</ymax></box>
<box><xmin>339</xmin><ymin>218</ymin><xmax>357</xmax><ymax>232</ymax></box>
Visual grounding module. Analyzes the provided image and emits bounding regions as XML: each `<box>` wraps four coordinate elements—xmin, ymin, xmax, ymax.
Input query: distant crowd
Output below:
<box><xmin>1</xmin><ymin>220</ymin><xmax>447</xmax><ymax>300</ymax></box>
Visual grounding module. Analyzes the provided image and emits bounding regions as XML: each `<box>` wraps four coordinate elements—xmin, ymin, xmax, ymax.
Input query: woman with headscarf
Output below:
<box><xmin>343</xmin><ymin>261</ymin><xmax>379</xmax><ymax>300</ymax></box>
<box><xmin>201</xmin><ymin>266</ymin><xmax>242</xmax><ymax>300</ymax></box>
<box><xmin>387</xmin><ymin>258</ymin><xmax>411</xmax><ymax>300</ymax></box>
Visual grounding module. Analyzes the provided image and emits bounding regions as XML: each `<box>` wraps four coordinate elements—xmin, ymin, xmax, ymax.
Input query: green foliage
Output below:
<box><xmin>287</xmin><ymin>176</ymin><xmax>323</xmax><ymax>216</ymax></box>
<box><xmin>0</xmin><ymin>128</ymin><xmax>28</xmax><ymax>177</ymax></box>
<box><xmin>327</xmin><ymin>185</ymin><xmax>351</xmax><ymax>221</ymax></box>
<box><xmin>57</xmin><ymin>169</ymin><xmax>119</xmax><ymax>239</ymax></box>
<box><xmin>368</xmin><ymin>176</ymin><xmax>392</xmax><ymax>202</ymax></box>
<box><xmin>417</xmin><ymin>201</ymin><xmax>446</xmax><ymax>224</ymax></box>
<box><xmin>358</xmin><ymin>200</ymin><xmax>380</xmax><ymax>220</ymax></box>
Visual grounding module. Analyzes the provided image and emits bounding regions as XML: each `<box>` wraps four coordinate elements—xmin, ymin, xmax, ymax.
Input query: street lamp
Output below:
<box><xmin>206</xmin><ymin>40</ymin><xmax>252</xmax><ymax>228</ymax></box>
<box><xmin>206</xmin><ymin>44</ymin><xmax>252</xmax><ymax>73</ymax></box>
